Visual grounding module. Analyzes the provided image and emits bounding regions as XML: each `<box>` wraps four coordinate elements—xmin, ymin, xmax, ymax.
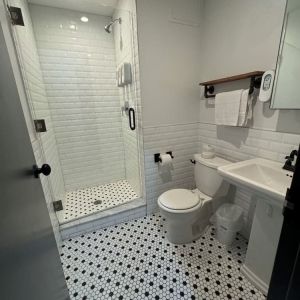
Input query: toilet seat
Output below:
<box><xmin>158</xmin><ymin>189</ymin><xmax>201</xmax><ymax>210</ymax></box>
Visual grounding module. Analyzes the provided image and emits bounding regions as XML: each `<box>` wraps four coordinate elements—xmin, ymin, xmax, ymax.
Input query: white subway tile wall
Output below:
<box><xmin>10</xmin><ymin>0</ymin><xmax>65</xmax><ymax>245</ymax></box>
<box><xmin>198</xmin><ymin>123</ymin><xmax>300</xmax><ymax>163</ymax></box>
<box><xmin>142</xmin><ymin>121</ymin><xmax>299</xmax><ymax>236</ymax></box>
<box><xmin>143</xmin><ymin>123</ymin><xmax>200</xmax><ymax>214</ymax></box>
<box><xmin>30</xmin><ymin>5</ymin><xmax>126</xmax><ymax>191</ymax></box>
<box><xmin>198</xmin><ymin>122</ymin><xmax>300</xmax><ymax>236</ymax></box>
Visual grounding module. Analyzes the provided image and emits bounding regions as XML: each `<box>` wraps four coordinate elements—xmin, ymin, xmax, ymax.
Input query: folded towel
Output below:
<box><xmin>215</xmin><ymin>90</ymin><xmax>243</xmax><ymax>126</ymax></box>
<box><xmin>238</xmin><ymin>89</ymin><xmax>249</xmax><ymax>126</ymax></box>
<box><xmin>246</xmin><ymin>92</ymin><xmax>254</xmax><ymax>124</ymax></box>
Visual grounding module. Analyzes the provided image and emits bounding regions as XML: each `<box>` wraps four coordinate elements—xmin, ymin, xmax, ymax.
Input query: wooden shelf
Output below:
<box><xmin>199</xmin><ymin>71</ymin><xmax>264</xmax><ymax>86</ymax></box>
<box><xmin>199</xmin><ymin>71</ymin><xmax>265</xmax><ymax>98</ymax></box>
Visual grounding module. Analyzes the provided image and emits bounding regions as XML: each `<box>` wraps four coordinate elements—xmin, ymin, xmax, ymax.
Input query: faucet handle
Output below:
<box><xmin>286</xmin><ymin>150</ymin><xmax>298</xmax><ymax>161</ymax></box>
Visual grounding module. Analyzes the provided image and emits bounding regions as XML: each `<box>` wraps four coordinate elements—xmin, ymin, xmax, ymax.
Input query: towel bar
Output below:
<box><xmin>199</xmin><ymin>71</ymin><xmax>264</xmax><ymax>98</ymax></box>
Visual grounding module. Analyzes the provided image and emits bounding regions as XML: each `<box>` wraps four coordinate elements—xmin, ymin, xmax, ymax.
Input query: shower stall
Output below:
<box><xmin>7</xmin><ymin>0</ymin><xmax>143</xmax><ymax>226</ymax></box>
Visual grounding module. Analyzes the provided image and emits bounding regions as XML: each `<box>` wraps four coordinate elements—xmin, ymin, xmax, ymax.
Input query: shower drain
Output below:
<box><xmin>94</xmin><ymin>200</ymin><xmax>102</xmax><ymax>205</ymax></box>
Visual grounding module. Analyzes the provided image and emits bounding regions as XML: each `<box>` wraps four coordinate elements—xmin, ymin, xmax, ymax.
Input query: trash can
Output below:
<box><xmin>215</xmin><ymin>203</ymin><xmax>243</xmax><ymax>245</ymax></box>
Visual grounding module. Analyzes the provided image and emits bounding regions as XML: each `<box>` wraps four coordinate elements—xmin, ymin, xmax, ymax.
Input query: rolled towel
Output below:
<box><xmin>238</xmin><ymin>89</ymin><xmax>249</xmax><ymax>126</ymax></box>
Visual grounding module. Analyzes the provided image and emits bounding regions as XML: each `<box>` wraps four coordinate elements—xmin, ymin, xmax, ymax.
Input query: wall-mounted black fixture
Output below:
<box><xmin>154</xmin><ymin>151</ymin><xmax>174</xmax><ymax>163</ymax></box>
<box><xmin>283</xmin><ymin>150</ymin><xmax>298</xmax><ymax>172</ymax></box>
<box><xmin>128</xmin><ymin>107</ymin><xmax>136</xmax><ymax>131</ymax></box>
<box><xmin>8</xmin><ymin>6</ymin><xmax>25</xmax><ymax>26</ymax></box>
<box><xmin>53</xmin><ymin>200</ymin><xmax>63</xmax><ymax>212</ymax></box>
<box><xmin>190</xmin><ymin>159</ymin><xmax>196</xmax><ymax>164</ymax></box>
<box><xmin>34</xmin><ymin>119</ymin><xmax>47</xmax><ymax>133</ymax></box>
<box><xmin>199</xmin><ymin>71</ymin><xmax>264</xmax><ymax>98</ymax></box>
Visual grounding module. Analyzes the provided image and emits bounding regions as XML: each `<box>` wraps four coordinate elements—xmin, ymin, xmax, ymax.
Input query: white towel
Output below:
<box><xmin>238</xmin><ymin>89</ymin><xmax>249</xmax><ymax>126</ymax></box>
<box><xmin>215</xmin><ymin>90</ymin><xmax>243</xmax><ymax>126</ymax></box>
<box><xmin>246</xmin><ymin>92</ymin><xmax>254</xmax><ymax>123</ymax></box>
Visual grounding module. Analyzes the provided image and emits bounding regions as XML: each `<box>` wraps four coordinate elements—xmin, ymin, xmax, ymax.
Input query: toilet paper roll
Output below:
<box><xmin>158</xmin><ymin>154</ymin><xmax>174</xmax><ymax>175</ymax></box>
<box><xmin>201</xmin><ymin>151</ymin><xmax>215</xmax><ymax>159</ymax></box>
<box><xmin>159</xmin><ymin>154</ymin><xmax>173</xmax><ymax>166</ymax></box>
<box><xmin>202</xmin><ymin>144</ymin><xmax>215</xmax><ymax>158</ymax></box>
<box><xmin>203</xmin><ymin>144</ymin><xmax>214</xmax><ymax>153</ymax></box>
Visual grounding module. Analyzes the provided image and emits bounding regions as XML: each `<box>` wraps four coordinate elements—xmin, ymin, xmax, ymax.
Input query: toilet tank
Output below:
<box><xmin>194</xmin><ymin>154</ymin><xmax>231</xmax><ymax>197</ymax></box>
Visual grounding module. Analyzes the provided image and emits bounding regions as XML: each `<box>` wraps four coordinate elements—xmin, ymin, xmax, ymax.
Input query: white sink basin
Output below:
<box><xmin>218</xmin><ymin>158</ymin><xmax>293</xmax><ymax>203</ymax></box>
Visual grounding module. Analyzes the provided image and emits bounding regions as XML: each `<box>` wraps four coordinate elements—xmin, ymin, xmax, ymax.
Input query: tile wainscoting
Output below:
<box><xmin>143</xmin><ymin>123</ymin><xmax>200</xmax><ymax>214</ymax></box>
<box><xmin>143</xmin><ymin>121</ymin><xmax>300</xmax><ymax>238</ymax></box>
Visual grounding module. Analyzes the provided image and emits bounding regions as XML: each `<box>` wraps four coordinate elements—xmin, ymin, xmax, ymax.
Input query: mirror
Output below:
<box><xmin>271</xmin><ymin>0</ymin><xmax>300</xmax><ymax>109</ymax></box>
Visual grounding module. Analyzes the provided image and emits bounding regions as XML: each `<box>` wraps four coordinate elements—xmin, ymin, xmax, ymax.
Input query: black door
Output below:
<box><xmin>0</xmin><ymin>23</ymin><xmax>69</xmax><ymax>300</ymax></box>
<box><xmin>267</xmin><ymin>145</ymin><xmax>300</xmax><ymax>300</ymax></box>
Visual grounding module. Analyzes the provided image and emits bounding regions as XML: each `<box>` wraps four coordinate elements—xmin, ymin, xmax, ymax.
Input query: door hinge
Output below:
<box><xmin>53</xmin><ymin>200</ymin><xmax>63</xmax><ymax>212</ymax></box>
<box><xmin>7</xmin><ymin>6</ymin><xmax>24</xmax><ymax>26</ymax></box>
<box><xmin>34</xmin><ymin>119</ymin><xmax>47</xmax><ymax>132</ymax></box>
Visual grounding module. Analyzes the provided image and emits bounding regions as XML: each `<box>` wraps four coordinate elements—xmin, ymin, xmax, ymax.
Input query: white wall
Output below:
<box><xmin>200</xmin><ymin>0</ymin><xmax>286</xmax><ymax>131</ymax></box>
<box><xmin>200</xmin><ymin>0</ymin><xmax>300</xmax><ymax>133</ymax></box>
<box><xmin>198</xmin><ymin>0</ymin><xmax>300</xmax><ymax>237</ymax></box>
<box><xmin>202</xmin><ymin>0</ymin><xmax>286</xmax><ymax>81</ymax></box>
<box><xmin>137</xmin><ymin>0</ymin><xmax>204</xmax><ymax>127</ymax></box>
<box><xmin>136</xmin><ymin>0</ymin><xmax>205</xmax><ymax>212</ymax></box>
<box><xmin>30</xmin><ymin>5</ymin><xmax>126</xmax><ymax>191</ymax></box>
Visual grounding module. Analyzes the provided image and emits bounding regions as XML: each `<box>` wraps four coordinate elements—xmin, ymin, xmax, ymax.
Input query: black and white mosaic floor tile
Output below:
<box><xmin>61</xmin><ymin>180</ymin><xmax>138</xmax><ymax>222</ymax></box>
<box><xmin>61</xmin><ymin>214</ymin><xmax>266</xmax><ymax>300</ymax></box>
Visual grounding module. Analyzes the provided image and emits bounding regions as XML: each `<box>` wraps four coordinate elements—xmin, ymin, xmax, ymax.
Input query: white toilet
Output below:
<box><xmin>158</xmin><ymin>154</ymin><xmax>231</xmax><ymax>244</ymax></box>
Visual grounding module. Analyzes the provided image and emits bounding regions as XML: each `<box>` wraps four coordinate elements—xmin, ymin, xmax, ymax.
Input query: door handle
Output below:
<box><xmin>128</xmin><ymin>107</ymin><xmax>136</xmax><ymax>130</ymax></box>
<box><xmin>33</xmin><ymin>164</ymin><xmax>51</xmax><ymax>178</ymax></box>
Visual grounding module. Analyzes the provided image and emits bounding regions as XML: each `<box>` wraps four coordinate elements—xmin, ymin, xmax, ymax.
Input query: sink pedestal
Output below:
<box><xmin>241</xmin><ymin>195</ymin><xmax>283</xmax><ymax>295</ymax></box>
<box><xmin>218</xmin><ymin>158</ymin><xmax>292</xmax><ymax>295</ymax></box>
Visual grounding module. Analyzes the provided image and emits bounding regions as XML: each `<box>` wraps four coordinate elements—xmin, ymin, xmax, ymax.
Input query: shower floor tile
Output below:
<box><xmin>59</xmin><ymin>180</ymin><xmax>138</xmax><ymax>223</ymax></box>
<box><xmin>61</xmin><ymin>214</ymin><xmax>266</xmax><ymax>300</ymax></box>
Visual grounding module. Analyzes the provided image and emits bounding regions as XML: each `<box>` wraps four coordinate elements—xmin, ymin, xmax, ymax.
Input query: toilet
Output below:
<box><xmin>158</xmin><ymin>154</ymin><xmax>231</xmax><ymax>244</ymax></box>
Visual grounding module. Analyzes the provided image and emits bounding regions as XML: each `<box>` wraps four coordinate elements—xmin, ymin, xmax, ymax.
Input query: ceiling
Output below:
<box><xmin>28</xmin><ymin>0</ymin><xmax>118</xmax><ymax>16</ymax></box>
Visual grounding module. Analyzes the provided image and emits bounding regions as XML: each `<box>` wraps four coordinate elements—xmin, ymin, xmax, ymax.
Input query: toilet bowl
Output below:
<box><xmin>158</xmin><ymin>154</ymin><xmax>231</xmax><ymax>244</ymax></box>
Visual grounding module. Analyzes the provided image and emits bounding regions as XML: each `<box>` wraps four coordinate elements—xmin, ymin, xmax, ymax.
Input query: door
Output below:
<box><xmin>267</xmin><ymin>145</ymin><xmax>300</xmax><ymax>300</ymax></box>
<box><xmin>0</xmin><ymin>24</ymin><xmax>69</xmax><ymax>300</ymax></box>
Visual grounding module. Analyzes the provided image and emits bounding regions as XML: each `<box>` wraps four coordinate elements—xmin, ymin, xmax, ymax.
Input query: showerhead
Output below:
<box><xmin>104</xmin><ymin>18</ymin><xmax>121</xmax><ymax>33</ymax></box>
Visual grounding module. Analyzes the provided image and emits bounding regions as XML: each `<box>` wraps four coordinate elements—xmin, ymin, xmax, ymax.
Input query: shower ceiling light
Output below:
<box><xmin>81</xmin><ymin>16</ymin><xmax>89</xmax><ymax>23</ymax></box>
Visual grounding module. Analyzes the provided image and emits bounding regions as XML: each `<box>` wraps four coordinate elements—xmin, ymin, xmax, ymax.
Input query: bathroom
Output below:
<box><xmin>0</xmin><ymin>0</ymin><xmax>300</xmax><ymax>299</ymax></box>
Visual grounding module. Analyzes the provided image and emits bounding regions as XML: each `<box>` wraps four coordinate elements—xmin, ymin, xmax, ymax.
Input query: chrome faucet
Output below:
<box><xmin>283</xmin><ymin>150</ymin><xmax>298</xmax><ymax>172</ymax></box>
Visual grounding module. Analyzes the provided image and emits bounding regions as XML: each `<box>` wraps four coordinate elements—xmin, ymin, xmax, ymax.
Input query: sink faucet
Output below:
<box><xmin>283</xmin><ymin>150</ymin><xmax>298</xmax><ymax>172</ymax></box>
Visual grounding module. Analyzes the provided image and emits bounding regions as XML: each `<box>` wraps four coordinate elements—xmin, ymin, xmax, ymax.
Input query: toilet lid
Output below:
<box><xmin>158</xmin><ymin>189</ymin><xmax>200</xmax><ymax>210</ymax></box>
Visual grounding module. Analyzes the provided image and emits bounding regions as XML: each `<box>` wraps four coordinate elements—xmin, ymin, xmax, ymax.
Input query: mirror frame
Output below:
<box><xmin>270</xmin><ymin>0</ymin><xmax>300</xmax><ymax>110</ymax></box>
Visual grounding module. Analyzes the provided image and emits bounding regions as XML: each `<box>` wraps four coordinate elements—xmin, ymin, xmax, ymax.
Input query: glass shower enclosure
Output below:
<box><xmin>8</xmin><ymin>0</ymin><xmax>143</xmax><ymax>225</ymax></box>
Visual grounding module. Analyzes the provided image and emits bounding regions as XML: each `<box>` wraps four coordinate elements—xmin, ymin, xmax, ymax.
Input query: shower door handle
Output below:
<box><xmin>128</xmin><ymin>107</ymin><xmax>136</xmax><ymax>130</ymax></box>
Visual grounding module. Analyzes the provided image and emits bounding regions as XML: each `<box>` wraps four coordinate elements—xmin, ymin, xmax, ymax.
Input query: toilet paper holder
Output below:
<box><xmin>154</xmin><ymin>151</ymin><xmax>174</xmax><ymax>163</ymax></box>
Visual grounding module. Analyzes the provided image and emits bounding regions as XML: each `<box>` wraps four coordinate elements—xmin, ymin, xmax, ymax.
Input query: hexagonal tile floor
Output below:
<box><xmin>60</xmin><ymin>214</ymin><xmax>266</xmax><ymax>300</ymax></box>
<box><xmin>58</xmin><ymin>180</ymin><xmax>138</xmax><ymax>223</ymax></box>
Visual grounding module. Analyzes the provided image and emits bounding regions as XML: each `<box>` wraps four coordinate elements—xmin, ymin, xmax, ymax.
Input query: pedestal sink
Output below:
<box><xmin>218</xmin><ymin>158</ymin><xmax>293</xmax><ymax>295</ymax></box>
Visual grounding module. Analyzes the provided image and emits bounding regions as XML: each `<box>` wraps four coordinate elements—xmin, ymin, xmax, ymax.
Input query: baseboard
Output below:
<box><xmin>241</xmin><ymin>264</ymin><xmax>268</xmax><ymax>296</ymax></box>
